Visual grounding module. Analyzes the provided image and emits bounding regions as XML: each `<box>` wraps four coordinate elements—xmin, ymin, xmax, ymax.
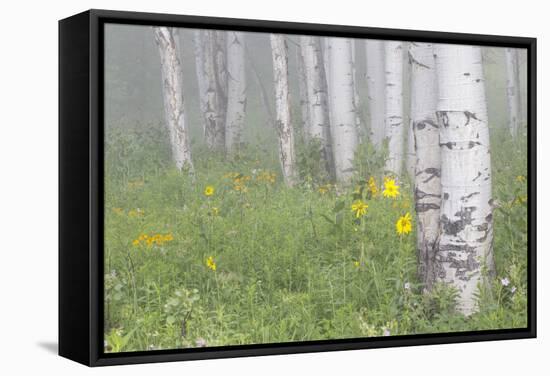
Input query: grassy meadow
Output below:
<box><xmin>103</xmin><ymin>122</ymin><xmax>528</xmax><ymax>353</ymax></box>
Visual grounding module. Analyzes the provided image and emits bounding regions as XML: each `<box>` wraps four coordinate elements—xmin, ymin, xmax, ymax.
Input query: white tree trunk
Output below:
<box><xmin>201</xmin><ymin>30</ymin><xmax>226</xmax><ymax>151</ymax></box>
<box><xmin>322</xmin><ymin>38</ymin><xmax>333</xmax><ymax>140</ymax></box>
<box><xmin>225</xmin><ymin>31</ymin><xmax>247</xmax><ymax>154</ymax></box>
<box><xmin>384</xmin><ymin>41</ymin><xmax>404</xmax><ymax>176</ymax></box>
<box><xmin>153</xmin><ymin>27</ymin><xmax>194</xmax><ymax>173</ymax></box>
<box><xmin>404</xmin><ymin>44</ymin><xmax>416</xmax><ymax>178</ymax></box>
<box><xmin>410</xmin><ymin>42</ymin><xmax>440</xmax><ymax>289</ymax></box>
<box><xmin>505</xmin><ymin>47</ymin><xmax>520</xmax><ymax>137</ymax></box>
<box><xmin>365</xmin><ymin>40</ymin><xmax>386</xmax><ymax>148</ymax></box>
<box><xmin>300</xmin><ymin>36</ymin><xmax>334</xmax><ymax>176</ymax></box>
<box><xmin>327</xmin><ymin>37</ymin><xmax>358</xmax><ymax>183</ymax></box>
<box><xmin>192</xmin><ymin>30</ymin><xmax>209</xmax><ymax>135</ymax></box>
<box><xmin>270</xmin><ymin>35</ymin><xmax>297</xmax><ymax>187</ymax></box>
<box><xmin>297</xmin><ymin>41</ymin><xmax>310</xmax><ymax>137</ymax></box>
<box><xmin>434</xmin><ymin>44</ymin><xmax>494</xmax><ymax>315</ymax></box>
<box><xmin>351</xmin><ymin>40</ymin><xmax>362</xmax><ymax>137</ymax></box>
<box><xmin>214</xmin><ymin>31</ymin><xmax>228</xmax><ymax>126</ymax></box>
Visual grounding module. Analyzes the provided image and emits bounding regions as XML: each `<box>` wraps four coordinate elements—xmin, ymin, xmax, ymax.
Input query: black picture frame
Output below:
<box><xmin>59</xmin><ymin>8</ymin><xmax>537</xmax><ymax>367</ymax></box>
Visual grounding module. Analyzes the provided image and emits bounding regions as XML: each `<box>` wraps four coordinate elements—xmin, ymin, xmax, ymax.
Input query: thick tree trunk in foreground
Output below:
<box><xmin>365</xmin><ymin>40</ymin><xmax>386</xmax><ymax>148</ymax></box>
<box><xmin>225</xmin><ymin>32</ymin><xmax>247</xmax><ymax>154</ymax></box>
<box><xmin>505</xmin><ymin>47</ymin><xmax>520</xmax><ymax>137</ymax></box>
<box><xmin>270</xmin><ymin>35</ymin><xmax>297</xmax><ymax>187</ymax></box>
<box><xmin>384</xmin><ymin>41</ymin><xmax>404</xmax><ymax>176</ymax></box>
<box><xmin>153</xmin><ymin>27</ymin><xmax>194</xmax><ymax>173</ymax></box>
<box><xmin>300</xmin><ymin>36</ymin><xmax>334</xmax><ymax>178</ymax></box>
<box><xmin>328</xmin><ymin>37</ymin><xmax>358</xmax><ymax>183</ymax></box>
<box><xmin>434</xmin><ymin>44</ymin><xmax>494</xmax><ymax>315</ymax></box>
<box><xmin>201</xmin><ymin>31</ymin><xmax>226</xmax><ymax>151</ymax></box>
<box><xmin>410</xmin><ymin>42</ymin><xmax>440</xmax><ymax>290</ymax></box>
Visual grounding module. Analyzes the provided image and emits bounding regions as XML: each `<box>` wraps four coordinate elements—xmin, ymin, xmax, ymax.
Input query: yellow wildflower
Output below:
<box><xmin>211</xmin><ymin>207</ymin><xmax>220</xmax><ymax>216</ymax></box>
<box><xmin>516</xmin><ymin>175</ymin><xmax>526</xmax><ymax>183</ymax></box>
<box><xmin>383</xmin><ymin>178</ymin><xmax>400</xmax><ymax>199</ymax></box>
<box><xmin>512</xmin><ymin>195</ymin><xmax>527</xmax><ymax>206</ymax></box>
<box><xmin>367</xmin><ymin>177</ymin><xmax>379</xmax><ymax>196</ymax></box>
<box><xmin>234</xmin><ymin>184</ymin><xmax>248</xmax><ymax>193</ymax></box>
<box><xmin>223</xmin><ymin>172</ymin><xmax>239</xmax><ymax>179</ymax></box>
<box><xmin>112</xmin><ymin>207</ymin><xmax>124</xmax><ymax>215</ymax></box>
<box><xmin>163</xmin><ymin>233</ymin><xmax>174</xmax><ymax>242</ymax></box>
<box><xmin>396</xmin><ymin>212</ymin><xmax>412</xmax><ymax>235</ymax></box>
<box><xmin>354</xmin><ymin>260</ymin><xmax>360</xmax><ymax>268</ymax></box>
<box><xmin>351</xmin><ymin>200</ymin><xmax>369</xmax><ymax>218</ymax></box>
<box><xmin>206</xmin><ymin>256</ymin><xmax>217</xmax><ymax>271</ymax></box>
<box><xmin>257</xmin><ymin>170</ymin><xmax>277</xmax><ymax>184</ymax></box>
<box><xmin>132</xmin><ymin>239</ymin><xmax>140</xmax><ymax>247</ymax></box>
<box><xmin>128</xmin><ymin>180</ymin><xmax>144</xmax><ymax>189</ymax></box>
<box><xmin>128</xmin><ymin>208</ymin><xmax>144</xmax><ymax>217</ymax></box>
<box><xmin>318</xmin><ymin>184</ymin><xmax>331</xmax><ymax>195</ymax></box>
<box><xmin>204</xmin><ymin>186</ymin><xmax>215</xmax><ymax>197</ymax></box>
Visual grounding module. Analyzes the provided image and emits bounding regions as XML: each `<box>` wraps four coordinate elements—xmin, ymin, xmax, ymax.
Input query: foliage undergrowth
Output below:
<box><xmin>103</xmin><ymin>124</ymin><xmax>528</xmax><ymax>352</ymax></box>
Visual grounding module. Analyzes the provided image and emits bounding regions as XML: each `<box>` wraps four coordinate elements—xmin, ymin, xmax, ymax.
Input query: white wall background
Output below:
<box><xmin>0</xmin><ymin>0</ymin><xmax>546</xmax><ymax>374</ymax></box>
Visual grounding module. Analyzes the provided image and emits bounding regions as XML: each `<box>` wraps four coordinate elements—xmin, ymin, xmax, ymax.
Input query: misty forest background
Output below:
<box><xmin>103</xmin><ymin>24</ymin><xmax>528</xmax><ymax>352</ymax></box>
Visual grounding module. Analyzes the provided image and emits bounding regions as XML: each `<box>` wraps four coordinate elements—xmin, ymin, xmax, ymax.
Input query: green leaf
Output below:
<box><xmin>320</xmin><ymin>214</ymin><xmax>335</xmax><ymax>225</ymax></box>
<box><xmin>334</xmin><ymin>200</ymin><xmax>345</xmax><ymax>213</ymax></box>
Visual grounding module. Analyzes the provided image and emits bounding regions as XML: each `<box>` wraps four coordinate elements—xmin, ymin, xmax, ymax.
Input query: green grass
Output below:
<box><xmin>103</xmin><ymin>123</ymin><xmax>528</xmax><ymax>352</ymax></box>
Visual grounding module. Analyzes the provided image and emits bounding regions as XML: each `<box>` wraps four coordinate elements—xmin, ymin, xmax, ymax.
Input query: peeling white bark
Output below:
<box><xmin>410</xmin><ymin>42</ymin><xmax>440</xmax><ymax>289</ymax></box>
<box><xmin>434</xmin><ymin>44</ymin><xmax>494</xmax><ymax>315</ymax></box>
<box><xmin>505</xmin><ymin>48</ymin><xmax>520</xmax><ymax>137</ymax></box>
<box><xmin>327</xmin><ymin>37</ymin><xmax>358</xmax><ymax>183</ymax></box>
<box><xmin>270</xmin><ymin>35</ymin><xmax>297</xmax><ymax>187</ymax></box>
<box><xmin>384</xmin><ymin>41</ymin><xmax>404</xmax><ymax>175</ymax></box>
<box><xmin>365</xmin><ymin>40</ymin><xmax>386</xmax><ymax>148</ymax></box>
<box><xmin>153</xmin><ymin>27</ymin><xmax>194</xmax><ymax>173</ymax></box>
<box><xmin>300</xmin><ymin>36</ymin><xmax>334</xmax><ymax>176</ymax></box>
<box><xmin>225</xmin><ymin>32</ymin><xmax>247</xmax><ymax>154</ymax></box>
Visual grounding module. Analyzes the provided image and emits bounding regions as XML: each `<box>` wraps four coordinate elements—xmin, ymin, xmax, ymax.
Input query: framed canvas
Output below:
<box><xmin>59</xmin><ymin>9</ymin><xmax>536</xmax><ymax>366</ymax></box>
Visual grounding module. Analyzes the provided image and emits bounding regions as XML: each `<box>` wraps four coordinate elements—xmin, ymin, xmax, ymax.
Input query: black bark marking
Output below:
<box><xmin>421</xmin><ymin>168</ymin><xmax>440</xmax><ymax>183</ymax></box>
<box><xmin>475</xmin><ymin>221</ymin><xmax>491</xmax><ymax>243</ymax></box>
<box><xmin>468</xmin><ymin>141</ymin><xmax>481</xmax><ymax>149</ymax></box>
<box><xmin>438</xmin><ymin>112</ymin><xmax>450</xmax><ymax>128</ymax></box>
<box><xmin>440</xmin><ymin>142</ymin><xmax>456</xmax><ymax>150</ymax></box>
<box><xmin>441</xmin><ymin>206</ymin><xmax>476</xmax><ymax>236</ymax></box>
<box><xmin>415</xmin><ymin>119</ymin><xmax>439</xmax><ymax>130</ymax></box>
<box><xmin>437</xmin><ymin>244</ymin><xmax>480</xmax><ymax>281</ymax></box>
<box><xmin>463</xmin><ymin>111</ymin><xmax>480</xmax><ymax>126</ymax></box>
<box><xmin>408</xmin><ymin>50</ymin><xmax>431</xmax><ymax>69</ymax></box>
<box><xmin>460</xmin><ymin>192</ymin><xmax>479</xmax><ymax>201</ymax></box>
<box><xmin>415</xmin><ymin>188</ymin><xmax>441</xmax><ymax>200</ymax></box>
<box><xmin>416</xmin><ymin>203</ymin><xmax>440</xmax><ymax>213</ymax></box>
<box><xmin>472</xmin><ymin>171</ymin><xmax>482</xmax><ymax>181</ymax></box>
<box><xmin>443</xmin><ymin>192</ymin><xmax>449</xmax><ymax>200</ymax></box>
